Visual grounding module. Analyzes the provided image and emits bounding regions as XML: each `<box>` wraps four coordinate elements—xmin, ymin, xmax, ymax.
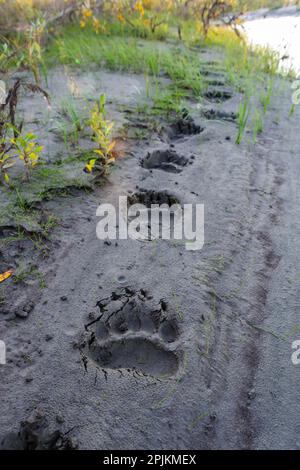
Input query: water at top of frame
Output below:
<box><xmin>242</xmin><ymin>9</ymin><xmax>300</xmax><ymax>74</ymax></box>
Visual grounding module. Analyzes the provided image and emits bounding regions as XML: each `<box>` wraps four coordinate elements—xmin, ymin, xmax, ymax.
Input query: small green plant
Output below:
<box><xmin>261</xmin><ymin>78</ymin><xmax>273</xmax><ymax>114</ymax></box>
<box><xmin>236</xmin><ymin>98</ymin><xmax>250</xmax><ymax>145</ymax></box>
<box><xmin>85</xmin><ymin>94</ymin><xmax>116</xmax><ymax>176</ymax></box>
<box><xmin>11</xmin><ymin>132</ymin><xmax>43</xmax><ymax>181</ymax></box>
<box><xmin>289</xmin><ymin>103</ymin><xmax>296</xmax><ymax>118</ymax></box>
<box><xmin>13</xmin><ymin>263</ymin><xmax>46</xmax><ymax>289</ymax></box>
<box><xmin>25</xmin><ymin>18</ymin><xmax>47</xmax><ymax>85</ymax></box>
<box><xmin>0</xmin><ymin>151</ymin><xmax>12</xmax><ymax>183</ymax></box>
<box><xmin>0</xmin><ymin>78</ymin><xmax>49</xmax><ymax>184</ymax></box>
<box><xmin>60</xmin><ymin>98</ymin><xmax>83</xmax><ymax>145</ymax></box>
<box><xmin>253</xmin><ymin>109</ymin><xmax>263</xmax><ymax>143</ymax></box>
<box><xmin>0</xmin><ymin>124</ymin><xmax>15</xmax><ymax>184</ymax></box>
<box><xmin>56</xmin><ymin>121</ymin><xmax>70</xmax><ymax>151</ymax></box>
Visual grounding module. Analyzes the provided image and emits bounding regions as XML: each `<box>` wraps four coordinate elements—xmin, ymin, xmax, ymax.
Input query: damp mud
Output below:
<box><xmin>1</xmin><ymin>43</ymin><xmax>300</xmax><ymax>451</ymax></box>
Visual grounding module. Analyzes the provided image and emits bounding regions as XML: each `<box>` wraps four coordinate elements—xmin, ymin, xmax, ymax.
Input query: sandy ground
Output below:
<box><xmin>1</xmin><ymin>46</ymin><xmax>300</xmax><ymax>450</ymax></box>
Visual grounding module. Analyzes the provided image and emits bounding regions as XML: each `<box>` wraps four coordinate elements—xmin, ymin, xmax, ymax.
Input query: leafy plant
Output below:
<box><xmin>85</xmin><ymin>94</ymin><xmax>116</xmax><ymax>176</ymax></box>
<box><xmin>79</xmin><ymin>3</ymin><xmax>104</xmax><ymax>34</ymax></box>
<box><xmin>0</xmin><ymin>78</ymin><xmax>49</xmax><ymax>184</ymax></box>
<box><xmin>25</xmin><ymin>17</ymin><xmax>47</xmax><ymax>85</ymax></box>
<box><xmin>0</xmin><ymin>37</ymin><xmax>21</xmax><ymax>73</ymax></box>
<box><xmin>0</xmin><ymin>124</ymin><xmax>15</xmax><ymax>184</ymax></box>
<box><xmin>113</xmin><ymin>0</ymin><xmax>169</xmax><ymax>37</ymax></box>
<box><xmin>11</xmin><ymin>132</ymin><xmax>43</xmax><ymax>181</ymax></box>
<box><xmin>1</xmin><ymin>18</ymin><xmax>48</xmax><ymax>85</ymax></box>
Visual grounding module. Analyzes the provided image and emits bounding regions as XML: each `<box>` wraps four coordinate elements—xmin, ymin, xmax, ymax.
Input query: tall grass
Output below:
<box><xmin>205</xmin><ymin>27</ymin><xmax>280</xmax><ymax>95</ymax></box>
<box><xmin>236</xmin><ymin>98</ymin><xmax>250</xmax><ymax>145</ymax></box>
<box><xmin>47</xmin><ymin>25</ymin><xmax>204</xmax><ymax>97</ymax></box>
<box><xmin>261</xmin><ymin>78</ymin><xmax>274</xmax><ymax>114</ymax></box>
<box><xmin>253</xmin><ymin>109</ymin><xmax>263</xmax><ymax>143</ymax></box>
<box><xmin>47</xmin><ymin>25</ymin><xmax>159</xmax><ymax>71</ymax></box>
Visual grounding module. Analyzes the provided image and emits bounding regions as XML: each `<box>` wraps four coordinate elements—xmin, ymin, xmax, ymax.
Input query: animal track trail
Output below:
<box><xmin>140</xmin><ymin>109</ymin><xmax>201</xmax><ymax>174</ymax></box>
<box><xmin>169</xmin><ymin>114</ymin><xmax>204</xmax><ymax>139</ymax></box>
<box><xmin>141</xmin><ymin>149</ymin><xmax>189</xmax><ymax>173</ymax></box>
<box><xmin>85</xmin><ymin>289</ymin><xmax>181</xmax><ymax>378</ymax></box>
<box><xmin>128</xmin><ymin>189</ymin><xmax>180</xmax><ymax>207</ymax></box>
<box><xmin>202</xmin><ymin>108</ymin><xmax>237</xmax><ymax>123</ymax></box>
<box><xmin>204</xmin><ymin>88</ymin><xmax>233</xmax><ymax>102</ymax></box>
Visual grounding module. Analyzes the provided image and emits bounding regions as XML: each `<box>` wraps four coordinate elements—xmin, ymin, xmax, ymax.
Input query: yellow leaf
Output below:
<box><xmin>0</xmin><ymin>270</ymin><xmax>13</xmax><ymax>283</ymax></box>
<box><xmin>83</xmin><ymin>9</ymin><xmax>93</xmax><ymax>18</ymax></box>
<box><xmin>29</xmin><ymin>153</ymin><xmax>39</xmax><ymax>164</ymax></box>
<box><xmin>85</xmin><ymin>159</ymin><xmax>96</xmax><ymax>173</ymax></box>
<box><xmin>118</xmin><ymin>14</ymin><xmax>126</xmax><ymax>24</ymax></box>
<box><xmin>94</xmin><ymin>149</ymin><xmax>104</xmax><ymax>157</ymax></box>
<box><xmin>2</xmin><ymin>161</ymin><xmax>15</xmax><ymax>170</ymax></box>
<box><xmin>108</xmin><ymin>141</ymin><xmax>116</xmax><ymax>153</ymax></box>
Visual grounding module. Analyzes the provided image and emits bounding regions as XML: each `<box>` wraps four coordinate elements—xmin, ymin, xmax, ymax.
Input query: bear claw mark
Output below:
<box><xmin>83</xmin><ymin>289</ymin><xmax>181</xmax><ymax>378</ymax></box>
